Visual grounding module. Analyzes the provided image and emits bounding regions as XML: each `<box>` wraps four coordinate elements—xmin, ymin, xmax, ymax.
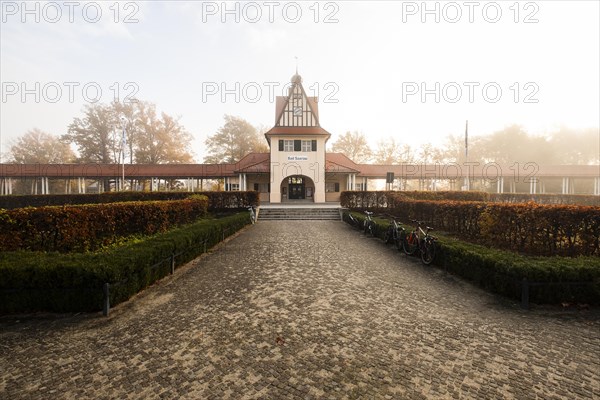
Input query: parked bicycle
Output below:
<box><xmin>402</xmin><ymin>219</ymin><xmax>438</xmax><ymax>265</ymax></box>
<box><xmin>248</xmin><ymin>206</ymin><xmax>256</xmax><ymax>224</ymax></box>
<box><xmin>363</xmin><ymin>211</ymin><xmax>376</xmax><ymax>237</ymax></box>
<box><xmin>383</xmin><ymin>216</ymin><xmax>405</xmax><ymax>251</ymax></box>
<box><xmin>346</xmin><ymin>211</ymin><xmax>360</xmax><ymax>229</ymax></box>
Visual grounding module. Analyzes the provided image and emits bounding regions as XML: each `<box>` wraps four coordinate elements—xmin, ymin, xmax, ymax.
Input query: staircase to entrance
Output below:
<box><xmin>257</xmin><ymin>205</ymin><xmax>341</xmax><ymax>221</ymax></box>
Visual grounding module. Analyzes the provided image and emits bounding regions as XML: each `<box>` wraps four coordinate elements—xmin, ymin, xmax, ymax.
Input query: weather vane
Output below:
<box><xmin>295</xmin><ymin>56</ymin><xmax>298</xmax><ymax>74</ymax></box>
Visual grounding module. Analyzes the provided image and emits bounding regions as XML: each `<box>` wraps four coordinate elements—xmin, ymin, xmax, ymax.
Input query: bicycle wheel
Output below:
<box><xmin>384</xmin><ymin>228</ymin><xmax>392</xmax><ymax>243</ymax></box>
<box><xmin>402</xmin><ymin>232</ymin><xmax>419</xmax><ymax>255</ymax></box>
<box><xmin>395</xmin><ymin>230</ymin><xmax>404</xmax><ymax>251</ymax></box>
<box><xmin>421</xmin><ymin>239</ymin><xmax>436</xmax><ymax>265</ymax></box>
<box><xmin>367</xmin><ymin>221</ymin><xmax>376</xmax><ymax>237</ymax></box>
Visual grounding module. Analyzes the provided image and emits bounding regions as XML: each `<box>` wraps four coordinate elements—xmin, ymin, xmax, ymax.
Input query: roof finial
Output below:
<box><xmin>291</xmin><ymin>57</ymin><xmax>302</xmax><ymax>84</ymax></box>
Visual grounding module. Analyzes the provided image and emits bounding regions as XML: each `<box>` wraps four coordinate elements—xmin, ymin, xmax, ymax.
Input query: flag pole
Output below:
<box><xmin>465</xmin><ymin>120</ymin><xmax>469</xmax><ymax>190</ymax></box>
<box><xmin>121</xmin><ymin>117</ymin><xmax>126</xmax><ymax>191</ymax></box>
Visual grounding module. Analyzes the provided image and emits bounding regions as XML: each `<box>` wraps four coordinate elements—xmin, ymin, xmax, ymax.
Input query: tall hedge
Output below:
<box><xmin>0</xmin><ymin>191</ymin><xmax>260</xmax><ymax>210</ymax></box>
<box><xmin>0</xmin><ymin>198</ymin><xmax>208</xmax><ymax>252</ymax></box>
<box><xmin>340</xmin><ymin>191</ymin><xmax>491</xmax><ymax>210</ymax></box>
<box><xmin>0</xmin><ymin>212</ymin><xmax>250</xmax><ymax>313</ymax></box>
<box><xmin>340</xmin><ymin>190</ymin><xmax>600</xmax><ymax>208</ymax></box>
<box><xmin>341</xmin><ymin>191</ymin><xmax>600</xmax><ymax>257</ymax></box>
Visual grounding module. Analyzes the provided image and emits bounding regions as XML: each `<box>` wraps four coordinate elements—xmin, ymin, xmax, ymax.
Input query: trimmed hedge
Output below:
<box><xmin>0</xmin><ymin>191</ymin><xmax>260</xmax><ymax>210</ymax></box>
<box><xmin>340</xmin><ymin>190</ymin><xmax>600</xmax><ymax>208</ymax></box>
<box><xmin>343</xmin><ymin>211</ymin><xmax>600</xmax><ymax>304</ymax></box>
<box><xmin>0</xmin><ymin>197</ymin><xmax>209</xmax><ymax>252</ymax></box>
<box><xmin>491</xmin><ymin>193</ymin><xmax>600</xmax><ymax>206</ymax></box>
<box><xmin>342</xmin><ymin>191</ymin><xmax>600</xmax><ymax>257</ymax></box>
<box><xmin>384</xmin><ymin>196</ymin><xmax>600</xmax><ymax>257</ymax></box>
<box><xmin>0</xmin><ymin>212</ymin><xmax>250</xmax><ymax>313</ymax></box>
<box><xmin>435</xmin><ymin>238</ymin><xmax>600</xmax><ymax>305</ymax></box>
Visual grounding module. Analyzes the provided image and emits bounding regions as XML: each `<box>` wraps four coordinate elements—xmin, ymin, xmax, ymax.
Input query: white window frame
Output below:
<box><xmin>283</xmin><ymin>140</ymin><xmax>294</xmax><ymax>152</ymax></box>
<box><xmin>301</xmin><ymin>140</ymin><xmax>312</xmax><ymax>152</ymax></box>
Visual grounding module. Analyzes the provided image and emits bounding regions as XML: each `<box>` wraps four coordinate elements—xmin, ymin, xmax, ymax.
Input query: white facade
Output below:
<box><xmin>265</xmin><ymin>74</ymin><xmax>330</xmax><ymax>203</ymax></box>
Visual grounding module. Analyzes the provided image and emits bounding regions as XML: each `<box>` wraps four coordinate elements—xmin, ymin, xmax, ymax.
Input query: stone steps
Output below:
<box><xmin>258</xmin><ymin>207</ymin><xmax>341</xmax><ymax>221</ymax></box>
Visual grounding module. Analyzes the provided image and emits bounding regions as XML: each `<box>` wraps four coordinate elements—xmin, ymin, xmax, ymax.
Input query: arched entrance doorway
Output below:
<box><xmin>280</xmin><ymin>175</ymin><xmax>315</xmax><ymax>202</ymax></box>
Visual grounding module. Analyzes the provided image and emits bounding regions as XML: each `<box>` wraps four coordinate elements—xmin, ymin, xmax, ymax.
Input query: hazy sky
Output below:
<box><xmin>1</xmin><ymin>0</ymin><xmax>599</xmax><ymax>161</ymax></box>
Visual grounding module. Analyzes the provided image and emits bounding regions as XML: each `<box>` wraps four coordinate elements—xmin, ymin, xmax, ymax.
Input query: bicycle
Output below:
<box><xmin>346</xmin><ymin>211</ymin><xmax>360</xmax><ymax>229</ymax></box>
<box><xmin>383</xmin><ymin>216</ymin><xmax>405</xmax><ymax>251</ymax></box>
<box><xmin>363</xmin><ymin>211</ymin><xmax>377</xmax><ymax>237</ymax></box>
<box><xmin>402</xmin><ymin>219</ymin><xmax>438</xmax><ymax>265</ymax></box>
<box><xmin>248</xmin><ymin>206</ymin><xmax>256</xmax><ymax>224</ymax></box>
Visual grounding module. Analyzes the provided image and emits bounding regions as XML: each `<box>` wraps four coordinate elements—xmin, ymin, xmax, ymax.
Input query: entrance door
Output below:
<box><xmin>288</xmin><ymin>176</ymin><xmax>305</xmax><ymax>200</ymax></box>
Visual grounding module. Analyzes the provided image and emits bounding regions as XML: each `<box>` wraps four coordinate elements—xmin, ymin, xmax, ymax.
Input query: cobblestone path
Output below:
<box><xmin>1</xmin><ymin>221</ymin><xmax>599</xmax><ymax>399</ymax></box>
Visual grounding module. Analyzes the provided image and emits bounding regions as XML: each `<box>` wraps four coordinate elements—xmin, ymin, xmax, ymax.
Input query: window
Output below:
<box><xmin>326</xmin><ymin>182</ymin><xmax>340</xmax><ymax>192</ymax></box>
<box><xmin>301</xmin><ymin>140</ymin><xmax>312</xmax><ymax>152</ymax></box>
<box><xmin>283</xmin><ymin>140</ymin><xmax>294</xmax><ymax>152</ymax></box>
<box><xmin>288</xmin><ymin>176</ymin><xmax>303</xmax><ymax>184</ymax></box>
<box><xmin>355</xmin><ymin>183</ymin><xmax>365</xmax><ymax>191</ymax></box>
<box><xmin>279</xmin><ymin>139</ymin><xmax>317</xmax><ymax>152</ymax></box>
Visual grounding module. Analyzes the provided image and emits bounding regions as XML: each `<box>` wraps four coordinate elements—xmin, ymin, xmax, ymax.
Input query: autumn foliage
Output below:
<box><xmin>341</xmin><ymin>191</ymin><xmax>600</xmax><ymax>257</ymax></box>
<box><xmin>0</xmin><ymin>197</ymin><xmax>209</xmax><ymax>252</ymax></box>
<box><xmin>0</xmin><ymin>191</ymin><xmax>260</xmax><ymax>210</ymax></box>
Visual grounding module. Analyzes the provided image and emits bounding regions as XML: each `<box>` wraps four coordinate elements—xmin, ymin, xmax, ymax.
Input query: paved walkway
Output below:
<box><xmin>1</xmin><ymin>221</ymin><xmax>599</xmax><ymax>399</ymax></box>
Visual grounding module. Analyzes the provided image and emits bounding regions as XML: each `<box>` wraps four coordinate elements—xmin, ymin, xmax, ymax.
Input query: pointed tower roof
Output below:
<box><xmin>265</xmin><ymin>73</ymin><xmax>331</xmax><ymax>144</ymax></box>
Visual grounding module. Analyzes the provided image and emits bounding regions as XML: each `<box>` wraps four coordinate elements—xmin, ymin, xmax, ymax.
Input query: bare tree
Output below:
<box><xmin>330</xmin><ymin>131</ymin><xmax>372</xmax><ymax>163</ymax></box>
<box><xmin>373</xmin><ymin>138</ymin><xmax>413</xmax><ymax>165</ymax></box>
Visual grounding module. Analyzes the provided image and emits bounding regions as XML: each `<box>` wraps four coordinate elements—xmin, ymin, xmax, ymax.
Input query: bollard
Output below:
<box><xmin>171</xmin><ymin>253</ymin><xmax>175</xmax><ymax>274</ymax></box>
<box><xmin>521</xmin><ymin>278</ymin><xmax>529</xmax><ymax>309</ymax></box>
<box><xmin>103</xmin><ymin>283</ymin><xmax>110</xmax><ymax>317</ymax></box>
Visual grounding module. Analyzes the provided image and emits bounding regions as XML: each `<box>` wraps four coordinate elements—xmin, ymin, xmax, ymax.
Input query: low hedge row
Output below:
<box><xmin>0</xmin><ymin>212</ymin><xmax>250</xmax><ymax>313</ymax></box>
<box><xmin>0</xmin><ymin>197</ymin><xmax>209</xmax><ymax>252</ymax></box>
<box><xmin>343</xmin><ymin>211</ymin><xmax>600</xmax><ymax>304</ymax></box>
<box><xmin>0</xmin><ymin>191</ymin><xmax>260</xmax><ymax>210</ymax></box>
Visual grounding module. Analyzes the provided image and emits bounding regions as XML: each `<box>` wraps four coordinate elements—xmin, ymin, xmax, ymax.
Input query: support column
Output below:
<box><xmin>595</xmin><ymin>177</ymin><xmax>600</xmax><ymax>196</ymax></box>
<box><xmin>497</xmin><ymin>177</ymin><xmax>504</xmax><ymax>193</ymax></box>
<box><xmin>570</xmin><ymin>179</ymin><xmax>575</xmax><ymax>194</ymax></box>
<box><xmin>529</xmin><ymin>178</ymin><xmax>537</xmax><ymax>194</ymax></box>
<box><xmin>562</xmin><ymin>177</ymin><xmax>570</xmax><ymax>194</ymax></box>
<box><xmin>363</xmin><ymin>177</ymin><xmax>367</xmax><ymax>191</ymax></box>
